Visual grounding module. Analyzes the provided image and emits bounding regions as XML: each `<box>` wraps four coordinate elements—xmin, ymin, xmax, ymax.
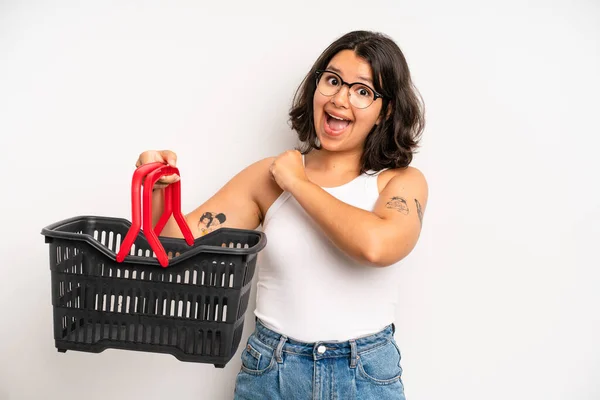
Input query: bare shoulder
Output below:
<box><xmin>378</xmin><ymin>166</ymin><xmax>427</xmax><ymax>187</ymax></box>
<box><xmin>228</xmin><ymin>156</ymin><xmax>277</xmax><ymax>187</ymax></box>
<box><xmin>238</xmin><ymin>156</ymin><xmax>276</xmax><ymax>175</ymax></box>
<box><xmin>377</xmin><ymin>166</ymin><xmax>428</xmax><ymax>205</ymax></box>
<box><xmin>240</xmin><ymin>156</ymin><xmax>284</xmax><ymax>223</ymax></box>
<box><xmin>227</xmin><ymin>156</ymin><xmax>278</xmax><ymax>197</ymax></box>
<box><xmin>241</xmin><ymin>156</ymin><xmax>277</xmax><ymax>186</ymax></box>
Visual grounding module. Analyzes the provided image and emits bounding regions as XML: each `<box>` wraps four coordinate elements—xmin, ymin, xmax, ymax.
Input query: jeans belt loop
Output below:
<box><xmin>349</xmin><ymin>339</ymin><xmax>358</xmax><ymax>369</ymax></box>
<box><xmin>275</xmin><ymin>335</ymin><xmax>287</xmax><ymax>363</ymax></box>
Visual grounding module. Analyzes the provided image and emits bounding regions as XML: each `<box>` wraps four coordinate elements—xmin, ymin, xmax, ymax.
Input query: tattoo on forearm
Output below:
<box><xmin>415</xmin><ymin>199</ymin><xmax>423</xmax><ymax>226</ymax></box>
<box><xmin>199</xmin><ymin>212</ymin><xmax>226</xmax><ymax>236</ymax></box>
<box><xmin>386</xmin><ymin>197</ymin><xmax>409</xmax><ymax>215</ymax></box>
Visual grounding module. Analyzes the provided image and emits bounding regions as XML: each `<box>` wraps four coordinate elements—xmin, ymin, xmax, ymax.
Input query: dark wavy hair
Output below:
<box><xmin>289</xmin><ymin>30</ymin><xmax>425</xmax><ymax>173</ymax></box>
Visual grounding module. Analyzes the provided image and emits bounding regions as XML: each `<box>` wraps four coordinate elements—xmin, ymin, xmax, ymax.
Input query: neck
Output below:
<box><xmin>305</xmin><ymin>149</ymin><xmax>362</xmax><ymax>175</ymax></box>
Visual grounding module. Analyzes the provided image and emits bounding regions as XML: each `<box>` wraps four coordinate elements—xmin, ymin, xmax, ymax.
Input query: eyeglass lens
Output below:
<box><xmin>317</xmin><ymin>71</ymin><xmax>376</xmax><ymax>109</ymax></box>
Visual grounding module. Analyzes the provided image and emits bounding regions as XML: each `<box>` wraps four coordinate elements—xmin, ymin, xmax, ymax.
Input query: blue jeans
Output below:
<box><xmin>233</xmin><ymin>319</ymin><xmax>406</xmax><ymax>399</ymax></box>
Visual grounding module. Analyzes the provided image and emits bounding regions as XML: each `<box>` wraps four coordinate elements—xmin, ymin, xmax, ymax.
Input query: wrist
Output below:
<box><xmin>288</xmin><ymin>178</ymin><xmax>312</xmax><ymax>196</ymax></box>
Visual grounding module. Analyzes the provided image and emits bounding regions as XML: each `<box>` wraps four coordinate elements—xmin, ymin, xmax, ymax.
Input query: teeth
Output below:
<box><xmin>327</xmin><ymin>112</ymin><xmax>346</xmax><ymax>121</ymax></box>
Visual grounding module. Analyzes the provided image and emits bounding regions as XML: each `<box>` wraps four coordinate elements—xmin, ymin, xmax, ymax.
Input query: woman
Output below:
<box><xmin>137</xmin><ymin>30</ymin><xmax>426</xmax><ymax>399</ymax></box>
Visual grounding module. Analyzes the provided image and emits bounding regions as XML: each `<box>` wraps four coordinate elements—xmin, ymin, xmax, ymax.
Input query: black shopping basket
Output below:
<box><xmin>41</xmin><ymin>162</ymin><xmax>267</xmax><ymax>368</ymax></box>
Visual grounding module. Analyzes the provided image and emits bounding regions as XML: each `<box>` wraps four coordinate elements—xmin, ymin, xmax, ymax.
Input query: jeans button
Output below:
<box><xmin>317</xmin><ymin>345</ymin><xmax>326</xmax><ymax>354</ymax></box>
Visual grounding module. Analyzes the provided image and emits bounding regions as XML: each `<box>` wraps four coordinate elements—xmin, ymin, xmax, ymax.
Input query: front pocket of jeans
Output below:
<box><xmin>240</xmin><ymin>339</ymin><xmax>275</xmax><ymax>376</ymax></box>
<box><xmin>357</xmin><ymin>340</ymin><xmax>403</xmax><ymax>385</ymax></box>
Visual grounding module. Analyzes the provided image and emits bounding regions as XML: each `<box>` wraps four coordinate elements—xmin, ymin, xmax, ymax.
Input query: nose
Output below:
<box><xmin>331</xmin><ymin>84</ymin><xmax>351</xmax><ymax>108</ymax></box>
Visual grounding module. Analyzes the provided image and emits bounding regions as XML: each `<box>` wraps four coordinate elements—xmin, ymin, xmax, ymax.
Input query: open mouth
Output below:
<box><xmin>324</xmin><ymin>112</ymin><xmax>352</xmax><ymax>136</ymax></box>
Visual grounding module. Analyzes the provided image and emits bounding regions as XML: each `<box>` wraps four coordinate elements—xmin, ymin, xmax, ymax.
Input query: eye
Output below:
<box><xmin>354</xmin><ymin>85</ymin><xmax>373</xmax><ymax>98</ymax></box>
<box><xmin>321</xmin><ymin>72</ymin><xmax>341</xmax><ymax>87</ymax></box>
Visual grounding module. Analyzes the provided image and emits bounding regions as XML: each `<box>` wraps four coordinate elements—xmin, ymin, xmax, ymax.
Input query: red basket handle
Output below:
<box><xmin>116</xmin><ymin>162</ymin><xmax>195</xmax><ymax>267</ymax></box>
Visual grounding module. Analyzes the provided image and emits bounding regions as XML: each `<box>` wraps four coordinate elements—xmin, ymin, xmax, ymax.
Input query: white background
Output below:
<box><xmin>1</xmin><ymin>1</ymin><xmax>599</xmax><ymax>399</ymax></box>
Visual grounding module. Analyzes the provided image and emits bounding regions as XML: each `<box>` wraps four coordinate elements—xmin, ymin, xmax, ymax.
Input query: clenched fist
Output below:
<box><xmin>135</xmin><ymin>150</ymin><xmax>180</xmax><ymax>190</ymax></box>
<box><xmin>269</xmin><ymin>150</ymin><xmax>309</xmax><ymax>192</ymax></box>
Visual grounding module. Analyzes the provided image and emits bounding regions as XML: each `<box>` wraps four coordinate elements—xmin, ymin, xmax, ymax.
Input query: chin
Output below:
<box><xmin>316</xmin><ymin>135</ymin><xmax>345</xmax><ymax>152</ymax></box>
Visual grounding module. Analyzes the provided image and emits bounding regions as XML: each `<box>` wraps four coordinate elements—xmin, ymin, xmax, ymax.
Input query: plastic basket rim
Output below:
<box><xmin>41</xmin><ymin>215</ymin><xmax>267</xmax><ymax>267</ymax></box>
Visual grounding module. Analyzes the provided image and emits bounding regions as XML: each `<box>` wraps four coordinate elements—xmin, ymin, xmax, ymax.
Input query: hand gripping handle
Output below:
<box><xmin>116</xmin><ymin>162</ymin><xmax>195</xmax><ymax>267</ymax></box>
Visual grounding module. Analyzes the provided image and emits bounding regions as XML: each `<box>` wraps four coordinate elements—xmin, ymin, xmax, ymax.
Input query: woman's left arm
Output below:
<box><xmin>270</xmin><ymin>151</ymin><xmax>428</xmax><ymax>267</ymax></box>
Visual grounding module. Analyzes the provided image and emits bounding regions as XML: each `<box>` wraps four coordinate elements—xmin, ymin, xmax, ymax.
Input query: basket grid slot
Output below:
<box><xmin>90</xmin><ymin>264</ymin><xmax>225</xmax><ymax>284</ymax></box>
<box><xmin>92</xmin><ymin>230</ymin><xmax>123</xmax><ymax>253</ymax></box>
<box><xmin>80</xmin><ymin>287</ymin><xmax>229</xmax><ymax>322</ymax></box>
<box><xmin>167</xmin><ymin>251</ymin><xmax>182</xmax><ymax>259</ymax></box>
<box><xmin>220</xmin><ymin>241</ymin><xmax>250</xmax><ymax>249</ymax></box>
<box><xmin>60</xmin><ymin>314</ymin><xmax>224</xmax><ymax>356</ymax></box>
<box><xmin>88</xmin><ymin>228</ymin><xmax>257</xmax><ymax>260</ymax></box>
<box><xmin>56</xmin><ymin>267</ymin><xmax>238</xmax><ymax>322</ymax></box>
<box><xmin>56</xmin><ymin>245</ymin><xmax>82</xmax><ymax>272</ymax></box>
<box><xmin>56</xmin><ymin>243</ymin><xmax>243</xmax><ymax>290</ymax></box>
<box><xmin>88</xmin><ymin>262</ymin><xmax>238</xmax><ymax>288</ymax></box>
<box><xmin>57</xmin><ymin>276</ymin><xmax>83</xmax><ymax>308</ymax></box>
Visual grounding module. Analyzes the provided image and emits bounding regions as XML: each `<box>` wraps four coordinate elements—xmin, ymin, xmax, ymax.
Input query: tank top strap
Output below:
<box><xmin>365</xmin><ymin>168</ymin><xmax>389</xmax><ymax>195</ymax></box>
<box><xmin>371</xmin><ymin>168</ymin><xmax>389</xmax><ymax>176</ymax></box>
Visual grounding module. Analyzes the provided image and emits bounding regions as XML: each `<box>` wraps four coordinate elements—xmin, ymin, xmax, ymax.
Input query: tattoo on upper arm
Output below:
<box><xmin>386</xmin><ymin>197</ymin><xmax>409</xmax><ymax>215</ymax></box>
<box><xmin>415</xmin><ymin>199</ymin><xmax>423</xmax><ymax>226</ymax></box>
<box><xmin>199</xmin><ymin>212</ymin><xmax>227</xmax><ymax>236</ymax></box>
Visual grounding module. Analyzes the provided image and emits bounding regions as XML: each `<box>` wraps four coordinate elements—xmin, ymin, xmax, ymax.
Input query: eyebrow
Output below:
<box><xmin>327</xmin><ymin>65</ymin><xmax>373</xmax><ymax>86</ymax></box>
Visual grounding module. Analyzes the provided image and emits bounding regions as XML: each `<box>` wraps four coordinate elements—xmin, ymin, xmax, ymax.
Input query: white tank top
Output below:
<box><xmin>254</xmin><ymin>156</ymin><xmax>403</xmax><ymax>342</ymax></box>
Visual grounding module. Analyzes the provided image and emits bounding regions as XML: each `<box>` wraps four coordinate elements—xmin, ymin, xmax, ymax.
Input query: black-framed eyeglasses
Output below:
<box><xmin>315</xmin><ymin>69</ymin><xmax>386</xmax><ymax>109</ymax></box>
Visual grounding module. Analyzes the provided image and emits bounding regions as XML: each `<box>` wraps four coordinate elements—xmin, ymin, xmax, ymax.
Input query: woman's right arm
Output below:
<box><xmin>137</xmin><ymin>150</ymin><xmax>269</xmax><ymax>239</ymax></box>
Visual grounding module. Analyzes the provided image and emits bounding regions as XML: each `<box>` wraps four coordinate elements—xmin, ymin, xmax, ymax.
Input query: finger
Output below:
<box><xmin>138</xmin><ymin>151</ymin><xmax>164</xmax><ymax>167</ymax></box>
<box><xmin>159</xmin><ymin>150</ymin><xmax>177</xmax><ymax>167</ymax></box>
<box><xmin>158</xmin><ymin>173</ymin><xmax>180</xmax><ymax>184</ymax></box>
